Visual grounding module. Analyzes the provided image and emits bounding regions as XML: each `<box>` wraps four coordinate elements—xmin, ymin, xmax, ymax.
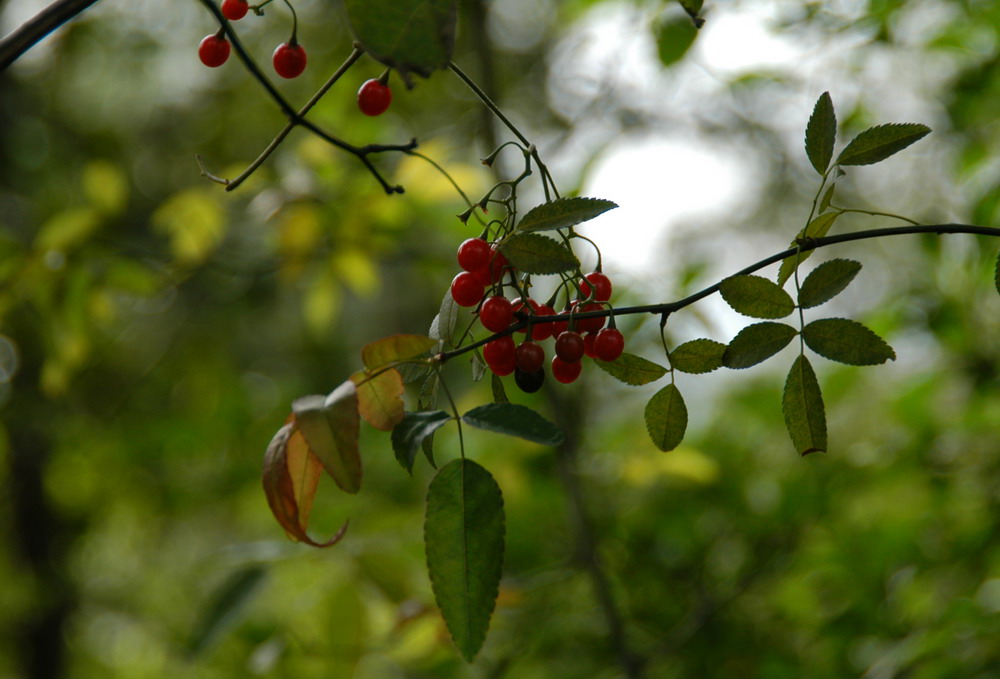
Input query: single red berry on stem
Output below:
<box><xmin>484</xmin><ymin>336</ymin><xmax>516</xmax><ymax>375</ymax></box>
<box><xmin>273</xmin><ymin>42</ymin><xmax>307</xmax><ymax>79</ymax></box>
<box><xmin>480</xmin><ymin>296</ymin><xmax>514</xmax><ymax>332</ymax></box>
<box><xmin>551</xmin><ymin>356</ymin><xmax>583</xmax><ymax>384</ymax></box>
<box><xmin>198</xmin><ymin>34</ymin><xmax>231</xmax><ymax>67</ymax></box>
<box><xmin>450</xmin><ymin>272</ymin><xmax>485</xmax><ymax>307</ymax></box>
<box><xmin>221</xmin><ymin>0</ymin><xmax>249</xmax><ymax>20</ymax></box>
<box><xmin>594</xmin><ymin>328</ymin><xmax>625</xmax><ymax>361</ymax></box>
<box><xmin>457</xmin><ymin>238</ymin><xmax>491</xmax><ymax>272</ymax></box>
<box><xmin>555</xmin><ymin>331</ymin><xmax>585</xmax><ymax>363</ymax></box>
<box><xmin>580</xmin><ymin>271</ymin><xmax>613</xmax><ymax>302</ymax></box>
<box><xmin>515</xmin><ymin>341</ymin><xmax>545</xmax><ymax>374</ymax></box>
<box><xmin>475</xmin><ymin>246</ymin><xmax>509</xmax><ymax>285</ymax></box>
<box><xmin>358</xmin><ymin>78</ymin><xmax>392</xmax><ymax>116</ymax></box>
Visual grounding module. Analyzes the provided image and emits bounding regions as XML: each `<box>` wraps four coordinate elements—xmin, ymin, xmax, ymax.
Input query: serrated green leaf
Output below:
<box><xmin>720</xmin><ymin>274</ymin><xmax>796</xmax><ymax>319</ymax></box>
<box><xmin>515</xmin><ymin>197</ymin><xmax>618</xmax><ymax>234</ymax></box>
<box><xmin>805</xmin><ymin>92</ymin><xmax>836</xmax><ymax>175</ymax></box>
<box><xmin>645</xmin><ymin>384</ymin><xmax>688</xmax><ymax>452</ymax></box>
<box><xmin>594</xmin><ymin>352</ymin><xmax>668</xmax><ymax>385</ymax></box>
<box><xmin>782</xmin><ymin>355</ymin><xmax>827</xmax><ymax>455</ymax></box>
<box><xmin>462</xmin><ymin>403</ymin><xmax>565</xmax><ymax>446</ymax></box>
<box><xmin>654</xmin><ymin>15</ymin><xmax>698</xmax><ymax>67</ymax></box>
<box><xmin>499</xmin><ymin>233</ymin><xmax>579</xmax><ymax>275</ymax></box>
<box><xmin>802</xmin><ymin>318</ymin><xmax>896</xmax><ymax>365</ymax></box>
<box><xmin>798</xmin><ymin>259</ymin><xmax>862</xmax><ymax>308</ymax></box>
<box><xmin>425</xmin><ymin>459</ymin><xmax>504</xmax><ymax>662</ymax></box>
<box><xmin>723</xmin><ymin>322</ymin><xmax>798</xmax><ymax>369</ymax></box>
<box><xmin>292</xmin><ymin>382</ymin><xmax>362</xmax><ymax>493</ymax></box>
<box><xmin>670</xmin><ymin>339</ymin><xmax>726</xmax><ymax>374</ymax></box>
<box><xmin>836</xmin><ymin>123</ymin><xmax>931</xmax><ymax>167</ymax></box>
<box><xmin>391</xmin><ymin>410</ymin><xmax>452</xmax><ymax>473</ymax></box>
<box><xmin>362</xmin><ymin>334</ymin><xmax>438</xmax><ymax>370</ymax></box>
<box><xmin>343</xmin><ymin>0</ymin><xmax>457</xmax><ymax>80</ymax></box>
<box><xmin>777</xmin><ymin>212</ymin><xmax>841</xmax><ymax>286</ymax></box>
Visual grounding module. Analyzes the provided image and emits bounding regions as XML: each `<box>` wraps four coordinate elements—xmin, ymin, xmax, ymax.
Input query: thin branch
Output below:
<box><xmin>0</xmin><ymin>0</ymin><xmax>100</xmax><ymax>72</ymax></box>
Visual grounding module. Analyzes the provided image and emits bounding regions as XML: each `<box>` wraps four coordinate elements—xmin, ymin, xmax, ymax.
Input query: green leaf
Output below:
<box><xmin>819</xmin><ymin>181</ymin><xmax>837</xmax><ymax>213</ymax></box>
<box><xmin>676</xmin><ymin>0</ymin><xmax>705</xmax><ymax>26</ymax></box>
<box><xmin>836</xmin><ymin>123</ymin><xmax>931</xmax><ymax>167</ymax></box>
<box><xmin>343</xmin><ymin>0</ymin><xmax>457</xmax><ymax>80</ymax></box>
<box><xmin>351</xmin><ymin>368</ymin><xmax>405</xmax><ymax>431</ymax></box>
<box><xmin>719</xmin><ymin>275</ymin><xmax>796</xmax><ymax>319</ymax></box>
<box><xmin>292</xmin><ymin>382</ymin><xmax>363</xmax><ymax>494</ymax></box>
<box><xmin>429</xmin><ymin>290</ymin><xmax>460</xmax><ymax>350</ymax></box>
<box><xmin>491</xmin><ymin>373</ymin><xmax>508</xmax><ymax>403</ymax></box>
<box><xmin>805</xmin><ymin>92</ymin><xmax>837</xmax><ymax>175</ymax></box>
<box><xmin>798</xmin><ymin>259</ymin><xmax>862</xmax><ymax>308</ymax></box>
<box><xmin>645</xmin><ymin>384</ymin><xmax>688</xmax><ymax>452</ymax></box>
<box><xmin>723</xmin><ymin>322</ymin><xmax>798</xmax><ymax>369</ymax></box>
<box><xmin>776</xmin><ymin>212</ymin><xmax>841</xmax><ymax>286</ymax></box>
<box><xmin>462</xmin><ymin>403</ymin><xmax>565</xmax><ymax>446</ymax></box>
<box><xmin>670</xmin><ymin>339</ymin><xmax>726</xmax><ymax>374</ymax></box>
<box><xmin>802</xmin><ymin>318</ymin><xmax>896</xmax><ymax>365</ymax></box>
<box><xmin>594</xmin><ymin>352</ymin><xmax>668</xmax><ymax>385</ymax></box>
<box><xmin>187</xmin><ymin>566</ymin><xmax>267</xmax><ymax>657</ymax></box>
<box><xmin>782</xmin><ymin>355</ymin><xmax>827</xmax><ymax>455</ymax></box>
<box><xmin>654</xmin><ymin>15</ymin><xmax>698</xmax><ymax>67</ymax></box>
<box><xmin>498</xmin><ymin>233</ymin><xmax>579</xmax><ymax>275</ymax></box>
<box><xmin>515</xmin><ymin>197</ymin><xmax>617</xmax><ymax>234</ymax></box>
<box><xmin>425</xmin><ymin>459</ymin><xmax>505</xmax><ymax>662</ymax></box>
<box><xmin>391</xmin><ymin>411</ymin><xmax>452</xmax><ymax>473</ymax></box>
<box><xmin>362</xmin><ymin>334</ymin><xmax>438</xmax><ymax>370</ymax></box>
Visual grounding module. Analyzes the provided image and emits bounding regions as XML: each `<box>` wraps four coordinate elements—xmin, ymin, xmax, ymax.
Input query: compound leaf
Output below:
<box><xmin>499</xmin><ymin>233</ymin><xmax>579</xmax><ymax>275</ymax></box>
<box><xmin>802</xmin><ymin>318</ymin><xmax>896</xmax><ymax>365</ymax></box>
<box><xmin>515</xmin><ymin>197</ymin><xmax>617</xmax><ymax>234</ymax></box>
<box><xmin>723</xmin><ymin>322</ymin><xmax>798</xmax><ymax>369</ymax></box>
<box><xmin>798</xmin><ymin>258</ymin><xmax>862</xmax><ymax>308</ymax></box>
<box><xmin>782</xmin><ymin>354</ymin><xmax>827</xmax><ymax>455</ymax></box>
<box><xmin>720</xmin><ymin>274</ymin><xmax>796</xmax><ymax>319</ymax></box>
<box><xmin>836</xmin><ymin>123</ymin><xmax>931</xmax><ymax>167</ymax></box>
<box><xmin>805</xmin><ymin>92</ymin><xmax>837</xmax><ymax>175</ymax></box>
<box><xmin>462</xmin><ymin>403</ymin><xmax>564</xmax><ymax>446</ymax></box>
<box><xmin>595</xmin><ymin>352</ymin><xmax>668</xmax><ymax>385</ymax></box>
<box><xmin>391</xmin><ymin>410</ymin><xmax>452</xmax><ymax>473</ymax></box>
<box><xmin>645</xmin><ymin>383</ymin><xmax>687</xmax><ymax>452</ymax></box>
<box><xmin>425</xmin><ymin>459</ymin><xmax>505</xmax><ymax>662</ymax></box>
<box><xmin>670</xmin><ymin>339</ymin><xmax>726</xmax><ymax>374</ymax></box>
<box><xmin>343</xmin><ymin>0</ymin><xmax>457</xmax><ymax>80</ymax></box>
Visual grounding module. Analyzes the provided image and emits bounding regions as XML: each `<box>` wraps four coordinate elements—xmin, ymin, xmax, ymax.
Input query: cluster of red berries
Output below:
<box><xmin>198</xmin><ymin>0</ymin><xmax>307</xmax><ymax>79</ymax></box>
<box><xmin>451</xmin><ymin>238</ymin><xmax>625</xmax><ymax>392</ymax></box>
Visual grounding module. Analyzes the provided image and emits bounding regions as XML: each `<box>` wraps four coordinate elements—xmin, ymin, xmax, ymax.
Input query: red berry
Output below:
<box><xmin>357</xmin><ymin>78</ymin><xmax>392</xmax><ymax>116</ymax></box>
<box><xmin>198</xmin><ymin>34</ymin><xmax>231</xmax><ymax>67</ymax></box>
<box><xmin>514</xmin><ymin>367</ymin><xmax>545</xmax><ymax>393</ymax></box>
<box><xmin>451</xmin><ymin>271</ymin><xmax>485</xmax><ymax>307</ymax></box>
<box><xmin>555</xmin><ymin>331</ymin><xmax>585</xmax><ymax>363</ymax></box>
<box><xmin>551</xmin><ymin>356</ymin><xmax>583</xmax><ymax>384</ymax></box>
<box><xmin>550</xmin><ymin>310</ymin><xmax>570</xmax><ymax>337</ymax></box>
<box><xmin>572</xmin><ymin>301</ymin><xmax>606</xmax><ymax>334</ymax></box>
<box><xmin>273</xmin><ymin>42</ymin><xmax>307</xmax><ymax>79</ymax></box>
<box><xmin>474</xmin><ymin>247</ymin><xmax>509</xmax><ymax>285</ymax></box>
<box><xmin>480</xmin><ymin>296</ymin><xmax>514</xmax><ymax>332</ymax></box>
<box><xmin>594</xmin><ymin>328</ymin><xmax>625</xmax><ymax>361</ymax></box>
<box><xmin>580</xmin><ymin>271</ymin><xmax>613</xmax><ymax>302</ymax></box>
<box><xmin>484</xmin><ymin>336</ymin><xmax>516</xmax><ymax>373</ymax></box>
<box><xmin>490</xmin><ymin>354</ymin><xmax>516</xmax><ymax>376</ymax></box>
<box><xmin>221</xmin><ymin>0</ymin><xmax>249</xmax><ymax>20</ymax></box>
<box><xmin>515</xmin><ymin>341</ymin><xmax>545</xmax><ymax>373</ymax></box>
<box><xmin>532</xmin><ymin>304</ymin><xmax>556</xmax><ymax>341</ymax></box>
<box><xmin>457</xmin><ymin>238</ymin><xmax>491</xmax><ymax>272</ymax></box>
<box><xmin>583</xmin><ymin>332</ymin><xmax>598</xmax><ymax>359</ymax></box>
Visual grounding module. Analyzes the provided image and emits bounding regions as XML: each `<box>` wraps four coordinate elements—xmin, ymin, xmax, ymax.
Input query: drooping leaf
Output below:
<box><xmin>777</xmin><ymin>211</ymin><xmax>841</xmax><ymax>286</ymax></box>
<box><xmin>670</xmin><ymin>339</ymin><xmax>726</xmax><ymax>374</ymax></box>
<box><xmin>782</xmin><ymin>355</ymin><xmax>827</xmax><ymax>455</ymax></box>
<box><xmin>498</xmin><ymin>233</ymin><xmax>579</xmax><ymax>275</ymax></box>
<box><xmin>802</xmin><ymin>318</ymin><xmax>896</xmax><ymax>365</ymax></box>
<box><xmin>722</xmin><ymin>322</ymin><xmax>798</xmax><ymax>369</ymax></box>
<box><xmin>462</xmin><ymin>403</ymin><xmax>565</xmax><ymax>446</ymax></box>
<box><xmin>362</xmin><ymin>334</ymin><xmax>438</xmax><ymax>370</ymax></box>
<box><xmin>654</xmin><ymin>15</ymin><xmax>698</xmax><ymax>67</ymax></box>
<box><xmin>425</xmin><ymin>459</ymin><xmax>505</xmax><ymax>662</ymax></box>
<box><xmin>798</xmin><ymin>259</ymin><xmax>862</xmax><ymax>308</ymax></box>
<box><xmin>292</xmin><ymin>382</ymin><xmax>362</xmax><ymax>493</ymax></box>
<box><xmin>805</xmin><ymin>92</ymin><xmax>837</xmax><ymax>175</ymax></box>
<box><xmin>645</xmin><ymin>383</ymin><xmax>688</xmax><ymax>452</ymax></box>
<box><xmin>186</xmin><ymin>566</ymin><xmax>267</xmax><ymax>657</ymax></box>
<box><xmin>391</xmin><ymin>410</ymin><xmax>452</xmax><ymax>473</ymax></box>
<box><xmin>351</xmin><ymin>368</ymin><xmax>405</xmax><ymax>431</ymax></box>
<box><xmin>429</xmin><ymin>291</ymin><xmax>460</xmax><ymax>350</ymax></box>
<box><xmin>594</xmin><ymin>352</ymin><xmax>668</xmax><ymax>385</ymax></box>
<box><xmin>343</xmin><ymin>0</ymin><xmax>457</xmax><ymax>81</ymax></box>
<box><xmin>719</xmin><ymin>274</ymin><xmax>796</xmax><ymax>319</ymax></box>
<box><xmin>836</xmin><ymin>123</ymin><xmax>931</xmax><ymax>167</ymax></box>
<box><xmin>515</xmin><ymin>197</ymin><xmax>617</xmax><ymax>234</ymax></box>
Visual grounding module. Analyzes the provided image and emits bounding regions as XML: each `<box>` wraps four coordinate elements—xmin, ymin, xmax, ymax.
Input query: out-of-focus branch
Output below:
<box><xmin>0</xmin><ymin>0</ymin><xmax>100</xmax><ymax>71</ymax></box>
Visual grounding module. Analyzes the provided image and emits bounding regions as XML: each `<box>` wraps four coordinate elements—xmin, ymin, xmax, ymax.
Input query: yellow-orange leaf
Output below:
<box><xmin>361</xmin><ymin>334</ymin><xmax>438</xmax><ymax>370</ymax></box>
<box><xmin>352</xmin><ymin>368</ymin><xmax>405</xmax><ymax>431</ymax></box>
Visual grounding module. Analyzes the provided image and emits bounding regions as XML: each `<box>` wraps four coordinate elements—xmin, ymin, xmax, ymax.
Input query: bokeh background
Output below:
<box><xmin>2</xmin><ymin>0</ymin><xmax>1000</xmax><ymax>677</ymax></box>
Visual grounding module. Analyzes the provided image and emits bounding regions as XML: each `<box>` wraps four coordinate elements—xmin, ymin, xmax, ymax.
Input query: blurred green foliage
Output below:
<box><xmin>1</xmin><ymin>0</ymin><xmax>1000</xmax><ymax>677</ymax></box>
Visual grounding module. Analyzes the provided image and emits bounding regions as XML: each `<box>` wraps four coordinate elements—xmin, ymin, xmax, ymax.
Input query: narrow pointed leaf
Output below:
<box><xmin>645</xmin><ymin>384</ymin><xmax>688</xmax><ymax>452</ymax></box>
<box><xmin>805</xmin><ymin>92</ymin><xmax>836</xmax><ymax>175</ymax></box>
<box><xmin>798</xmin><ymin>259</ymin><xmax>862</xmax><ymax>308</ymax></box>
<box><xmin>498</xmin><ymin>233</ymin><xmax>579</xmax><ymax>275</ymax></box>
<box><xmin>462</xmin><ymin>403</ymin><xmax>565</xmax><ymax>446</ymax></box>
<box><xmin>777</xmin><ymin>212</ymin><xmax>841</xmax><ymax>286</ymax></box>
<box><xmin>723</xmin><ymin>322</ymin><xmax>798</xmax><ymax>369</ymax></box>
<box><xmin>819</xmin><ymin>182</ymin><xmax>837</xmax><ymax>212</ymax></box>
<box><xmin>391</xmin><ymin>410</ymin><xmax>452</xmax><ymax>473</ymax></box>
<box><xmin>491</xmin><ymin>373</ymin><xmax>509</xmax><ymax>403</ymax></box>
<box><xmin>782</xmin><ymin>355</ymin><xmax>827</xmax><ymax>455</ymax></box>
<box><xmin>670</xmin><ymin>339</ymin><xmax>726</xmax><ymax>374</ymax></box>
<box><xmin>351</xmin><ymin>368</ymin><xmax>405</xmax><ymax>431</ymax></box>
<box><xmin>836</xmin><ymin>123</ymin><xmax>931</xmax><ymax>167</ymax></box>
<box><xmin>430</xmin><ymin>291</ymin><xmax>460</xmax><ymax>349</ymax></box>
<box><xmin>362</xmin><ymin>334</ymin><xmax>438</xmax><ymax>370</ymax></box>
<box><xmin>187</xmin><ymin>566</ymin><xmax>267</xmax><ymax>657</ymax></box>
<box><xmin>515</xmin><ymin>197</ymin><xmax>617</xmax><ymax>233</ymax></box>
<box><xmin>343</xmin><ymin>0</ymin><xmax>457</xmax><ymax>79</ymax></box>
<box><xmin>719</xmin><ymin>274</ymin><xmax>796</xmax><ymax>319</ymax></box>
<box><xmin>292</xmin><ymin>381</ymin><xmax>362</xmax><ymax>493</ymax></box>
<box><xmin>802</xmin><ymin>318</ymin><xmax>896</xmax><ymax>365</ymax></box>
<box><xmin>594</xmin><ymin>352</ymin><xmax>668</xmax><ymax>385</ymax></box>
<box><xmin>425</xmin><ymin>459</ymin><xmax>505</xmax><ymax>662</ymax></box>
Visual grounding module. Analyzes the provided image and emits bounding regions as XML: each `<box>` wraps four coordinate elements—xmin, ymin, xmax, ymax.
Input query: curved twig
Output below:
<box><xmin>0</xmin><ymin>0</ymin><xmax>100</xmax><ymax>71</ymax></box>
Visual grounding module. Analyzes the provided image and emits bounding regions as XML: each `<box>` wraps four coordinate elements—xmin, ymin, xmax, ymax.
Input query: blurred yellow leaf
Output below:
<box><xmin>152</xmin><ymin>188</ymin><xmax>225</xmax><ymax>265</ymax></box>
<box><xmin>35</xmin><ymin>207</ymin><xmax>100</xmax><ymax>253</ymax></box>
<box><xmin>82</xmin><ymin>160</ymin><xmax>128</xmax><ymax>216</ymax></box>
<box><xmin>333</xmin><ymin>248</ymin><xmax>379</xmax><ymax>296</ymax></box>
